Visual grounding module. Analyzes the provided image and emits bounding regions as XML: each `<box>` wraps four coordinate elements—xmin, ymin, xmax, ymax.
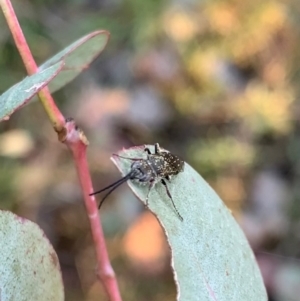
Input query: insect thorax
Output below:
<box><xmin>130</xmin><ymin>160</ymin><xmax>158</xmax><ymax>183</ymax></box>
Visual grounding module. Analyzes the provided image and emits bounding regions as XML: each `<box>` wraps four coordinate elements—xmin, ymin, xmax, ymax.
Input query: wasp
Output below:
<box><xmin>90</xmin><ymin>143</ymin><xmax>185</xmax><ymax>221</ymax></box>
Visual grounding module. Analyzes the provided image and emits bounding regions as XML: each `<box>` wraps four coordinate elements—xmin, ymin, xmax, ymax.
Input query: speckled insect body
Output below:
<box><xmin>90</xmin><ymin>143</ymin><xmax>185</xmax><ymax>221</ymax></box>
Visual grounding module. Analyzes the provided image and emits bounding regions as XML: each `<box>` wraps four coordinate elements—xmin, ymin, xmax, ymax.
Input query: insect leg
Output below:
<box><xmin>145</xmin><ymin>143</ymin><xmax>164</xmax><ymax>155</ymax></box>
<box><xmin>154</xmin><ymin>143</ymin><xmax>162</xmax><ymax>154</ymax></box>
<box><xmin>144</xmin><ymin>147</ymin><xmax>151</xmax><ymax>154</ymax></box>
<box><xmin>145</xmin><ymin>180</ymin><xmax>155</xmax><ymax>207</ymax></box>
<box><xmin>165</xmin><ymin>175</ymin><xmax>171</xmax><ymax>182</ymax></box>
<box><xmin>161</xmin><ymin>179</ymin><xmax>183</xmax><ymax>221</ymax></box>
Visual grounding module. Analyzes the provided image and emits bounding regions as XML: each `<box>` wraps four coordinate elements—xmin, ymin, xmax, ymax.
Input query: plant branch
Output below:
<box><xmin>0</xmin><ymin>1</ymin><xmax>122</xmax><ymax>300</ymax></box>
<box><xmin>63</xmin><ymin>119</ymin><xmax>122</xmax><ymax>301</ymax></box>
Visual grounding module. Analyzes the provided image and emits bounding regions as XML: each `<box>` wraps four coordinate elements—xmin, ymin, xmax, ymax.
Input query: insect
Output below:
<box><xmin>90</xmin><ymin>143</ymin><xmax>185</xmax><ymax>221</ymax></box>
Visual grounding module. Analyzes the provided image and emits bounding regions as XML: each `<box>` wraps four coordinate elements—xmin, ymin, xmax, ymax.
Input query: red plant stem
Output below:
<box><xmin>66</xmin><ymin>120</ymin><xmax>122</xmax><ymax>301</ymax></box>
<box><xmin>0</xmin><ymin>0</ymin><xmax>65</xmax><ymax>131</ymax></box>
<box><xmin>0</xmin><ymin>1</ymin><xmax>122</xmax><ymax>300</ymax></box>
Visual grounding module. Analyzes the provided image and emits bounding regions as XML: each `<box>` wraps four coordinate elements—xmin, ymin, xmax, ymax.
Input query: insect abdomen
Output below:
<box><xmin>164</xmin><ymin>153</ymin><xmax>184</xmax><ymax>175</ymax></box>
<box><xmin>149</xmin><ymin>153</ymin><xmax>184</xmax><ymax>178</ymax></box>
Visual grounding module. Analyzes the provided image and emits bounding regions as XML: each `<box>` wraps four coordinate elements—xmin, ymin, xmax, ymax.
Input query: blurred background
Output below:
<box><xmin>1</xmin><ymin>0</ymin><xmax>300</xmax><ymax>300</ymax></box>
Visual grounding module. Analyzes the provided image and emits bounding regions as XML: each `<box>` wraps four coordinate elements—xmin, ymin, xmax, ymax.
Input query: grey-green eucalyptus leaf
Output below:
<box><xmin>0</xmin><ymin>62</ymin><xmax>63</xmax><ymax>122</ymax></box>
<box><xmin>0</xmin><ymin>210</ymin><xmax>64</xmax><ymax>301</ymax></box>
<box><xmin>39</xmin><ymin>30</ymin><xmax>109</xmax><ymax>93</ymax></box>
<box><xmin>112</xmin><ymin>145</ymin><xmax>267</xmax><ymax>301</ymax></box>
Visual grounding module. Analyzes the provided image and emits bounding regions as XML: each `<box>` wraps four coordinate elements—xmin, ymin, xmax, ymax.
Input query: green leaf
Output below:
<box><xmin>0</xmin><ymin>210</ymin><xmax>64</xmax><ymax>301</ymax></box>
<box><xmin>39</xmin><ymin>30</ymin><xmax>109</xmax><ymax>93</ymax></box>
<box><xmin>0</xmin><ymin>62</ymin><xmax>64</xmax><ymax>122</ymax></box>
<box><xmin>112</xmin><ymin>145</ymin><xmax>267</xmax><ymax>301</ymax></box>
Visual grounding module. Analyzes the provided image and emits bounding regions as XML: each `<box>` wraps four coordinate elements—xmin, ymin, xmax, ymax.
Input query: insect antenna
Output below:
<box><xmin>90</xmin><ymin>176</ymin><xmax>128</xmax><ymax>196</ymax></box>
<box><xmin>90</xmin><ymin>171</ymin><xmax>134</xmax><ymax>209</ymax></box>
<box><xmin>112</xmin><ymin>154</ymin><xmax>142</xmax><ymax>161</ymax></box>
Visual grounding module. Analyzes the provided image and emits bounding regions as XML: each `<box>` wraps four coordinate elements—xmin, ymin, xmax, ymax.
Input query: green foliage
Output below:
<box><xmin>0</xmin><ymin>210</ymin><xmax>64</xmax><ymax>301</ymax></box>
<box><xmin>0</xmin><ymin>62</ymin><xmax>63</xmax><ymax>121</ymax></box>
<box><xmin>0</xmin><ymin>30</ymin><xmax>109</xmax><ymax>121</ymax></box>
<box><xmin>39</xmin><ymin>31</ymin><xmax>109</xmax><ymax>94</ymax></box>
